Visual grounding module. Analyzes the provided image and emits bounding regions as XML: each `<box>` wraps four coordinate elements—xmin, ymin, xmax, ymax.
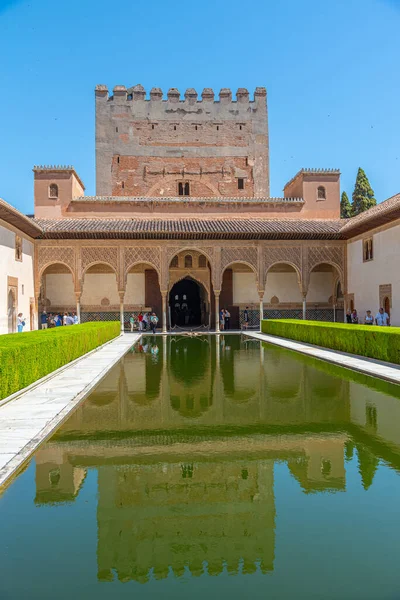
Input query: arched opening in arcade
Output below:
<box><xmin>169</xmin><ymin>277</ymin><xmax>208</xmax><ymax>327</ymax></box>
<box><xmin>168</xmin><ymin>250</ymin><xmax>211</xmax><ymax>328</ymax></box>
<box><xmin>81</xmin><ymin>263</ymin><xmax>119</xmax><ymax>322</ymax></box>
<box><xmin>220</xmin><ymin>262</ymin><xmax>259</xmax><ymax>329</ymax></box>
<box><xmin>39</xmin><ymin>263</ymin><xmax>75</xmax><ymax>323</ymax></box>
<box><xmin>307</xmin><ymin>262</ymin><xmax>343</xmax><ymax>322</ymax></box>
<box><xmin>264</xmin><ymin>262</ymin><xmax>303</xmax><ymax>319</ymax></box>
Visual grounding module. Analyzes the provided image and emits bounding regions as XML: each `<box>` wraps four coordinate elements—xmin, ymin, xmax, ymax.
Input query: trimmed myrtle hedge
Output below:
<box><xmin>261</xmin><ymin>319</ymin><xmax>400</xmax><ymax>365</ymax></box>
<box><xmin>0</xmin><ymin>322</ymin><xmax>120</xmax><ymax>400</ymax></box>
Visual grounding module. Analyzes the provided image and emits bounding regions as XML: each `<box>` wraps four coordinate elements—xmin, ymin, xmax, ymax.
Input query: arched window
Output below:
<box><xmin>49</xmin><ymin>183</ymin><xmax>58</xmax><ymax>198</ymax></box>
<box><xmin>363</xmin><ymin>238</ymin><xmax>373</xmax><ymax>261</ymax></box>
<box><xmin>184</xmin><ymin>255</ymin><xmax>193</xmax><ymax>268</ymax></box>
<box><xmin>317</xmin><ymin>186</ymin><xmax>326</xmax><ymax>200</ymax></box>
<box><xmin>170</xmin><ymin>256</ymin><xmax>178</xmax><ymax>268</ymax></box>
<box><xmin>198</xmin><ymin>255</ymin><xmax>206</xmax><ymax>268</ymax></box>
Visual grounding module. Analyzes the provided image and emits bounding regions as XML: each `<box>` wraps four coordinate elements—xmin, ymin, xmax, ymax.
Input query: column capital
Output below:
<box><xmin>258</xmin><ymin>290</ymin><xmax>265</xmax><ymax>301</ymax></box>
<box><xmin>75</xmin><ymin>291</ymin><xmax>81</xmax><ymax>301</ymax></box>
<box><xmin>118</xmin><ymin>290</ymin><xmax>125</xmax><ymax>302</ymax></box>
<box><xmin>214</xmin><ymin>290</ymin><xmax>221</xmax><ymax>297</ymax></box>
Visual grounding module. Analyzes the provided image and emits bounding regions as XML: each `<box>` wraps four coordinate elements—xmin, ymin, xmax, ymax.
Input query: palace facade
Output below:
<box><xmin>1</xmin><ymin>84</ymin><xmax>399</xmax><ymax>333</ymax></box>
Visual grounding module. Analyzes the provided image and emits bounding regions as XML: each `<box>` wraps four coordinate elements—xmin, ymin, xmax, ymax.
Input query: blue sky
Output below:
<box><xmin>0</xmin><ymin>0</ymin><xmax>399</xmax><ymax>214</ymax></box>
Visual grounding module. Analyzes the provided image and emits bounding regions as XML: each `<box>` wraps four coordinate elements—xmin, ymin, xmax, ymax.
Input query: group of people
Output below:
<box><xmin>129</xmin><ymin>311</ymin><xmax>159</xmax><ymax>334</ymax></box>
<box><xmin>346</xmin><ymin>307</ymin><xmax>390</xmax><ymax>326</ymax></box>
<box><xmin>40</xmin><ymin>311</ymin><xmax>79</xmax><ymax>329</ymax></box>
<box><xmin>219</xmin><ymin>308</ymin><xmax>231</xmax><ymax>331</ymax></box>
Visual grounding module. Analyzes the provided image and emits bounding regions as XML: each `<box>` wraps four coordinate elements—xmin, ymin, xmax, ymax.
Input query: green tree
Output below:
<box><xmin>340</xmin><ymin>191</ymin><xmax>352</xmax><ymax>218</ymax></box>
<box><xmin>351</xmin><ymin>168</ymin><xmax>376</xmax><ymax>216</ymax></box>
<box><xmin>356</xmin><ymin>443</ymin><xmax>379</xmax><ymax>490</ymax></box>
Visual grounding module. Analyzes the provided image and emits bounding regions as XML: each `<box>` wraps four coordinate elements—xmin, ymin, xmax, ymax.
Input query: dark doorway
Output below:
<box><xmin>169</xmin><ymin>277</ymin><xmax>207</xmax><ymax>327</ymax></box>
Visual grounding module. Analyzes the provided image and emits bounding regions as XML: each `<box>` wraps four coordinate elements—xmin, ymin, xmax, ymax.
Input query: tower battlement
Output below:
<box><xmin>95</xmin><ymin>83</ymin><xmax>269</xmax><ymax>198</ymax></box>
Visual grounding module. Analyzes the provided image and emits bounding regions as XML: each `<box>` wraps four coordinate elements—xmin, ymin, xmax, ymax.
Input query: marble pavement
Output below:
<box><xmin>245</xmin><ymin>331</ymin><xmax>400</xmax><ymax>385</ymax></box>
<box><xmin>0</xmin><ymin>333</ymin><xmax>141</xmax><ymax>489</ymax></box>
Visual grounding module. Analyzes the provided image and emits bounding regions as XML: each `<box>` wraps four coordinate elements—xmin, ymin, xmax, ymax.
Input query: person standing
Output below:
<box><xmin>375</xmin><ymin>307</ymin><xmax>390</xmax><ymax>326</ymax></box>
<box><xmin>129</xmin><ymin>313</ymin><xmax>135</xmax><ymax>332</ymax></box>
<box><xmin>63</xmin><ymin>312</ymin><xmax>68</xmax><ymax>326</ymax></box>
<box><xmin>346</xmin><ymin>310</ymin><xmax>352</xmax><ymax>324</ymax></box>
<box><xmin>138</xmin><ymin>312</ymin><xmax>144</xmax><ymax>331</ymax></box>
<box><xmin>65</xmin><ymin>313</ymin><xmax>74</xmax><ymax>326</ymax></box>
<box><xmin>243</xmin><ymin>306</ymin><xmax>249</xmax><ymax>330</ymax></box>
<box><xmin>150</xmin><ymin>312</ymin><xmax>159</xmax><ymax>334</ymax></box>
<box><xmin>54</xmin><ymin>314</ymin><xmax>62</xmax><ymax>327</ymax></box>
<box><xmin>40</xmin><ymin>311</ymin><xmax>48</xmax><ymax>330</ymax></box>
<box><xmin>17</xmin><ymin>313</ymin><xmax>25</xmax><ymax>333</ymax></box>
<box><xmin>364</xmin><ymin>310</ymin><xmax>374</xmax><ymax>325</ymax></box>
<box><xmin>219</xmin><ymin>309</ymin><xmax>225</xmax><ymax>331</ymax></box>
<box><xmin>351</xmin><ymin>310</ymin><xmax>359</xmax><ymax>324</ymax></box>
<box><xmin>72</xmin><ymin>312</ymin><xmax>79</xmax><ymax>325</ymax></box>
<box><xmin>224</xmin><ymin>309</ymin><xmax>231</xmax><ymax>330</ymax></box>
<box><xmin>142</xmin><ymin>312</ymin><xmax>148</xmax><ymax>331</ymax></box>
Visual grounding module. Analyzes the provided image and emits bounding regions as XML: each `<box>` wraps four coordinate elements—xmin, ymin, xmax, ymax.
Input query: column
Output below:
<box><xmin>75</xmin><ymin>292</ymin><xmax>81</xmax><ymax>324</ymax></box>
<box><xmin>161</xmin><ymin>291</ymin><xmax>167</xmax><ymax>333</ymax></box>
<box><xmin>119</xmin><ymin>291</ymin><xmax>125</xmax><ymax>333</ymax></box>
<box><xmin>302</xmin><ymin>293</ymin><xmax>307</xmax><ymax>320</ymax></box>
<box><xmin>215</xmin><ymin>291</ymin><xmax>220</xmax><ymax>332</ymax></box>
<box><xmin>258</xmin><ymin>291</ymin><xmax>264</xmax><ymax>331</ymax></box>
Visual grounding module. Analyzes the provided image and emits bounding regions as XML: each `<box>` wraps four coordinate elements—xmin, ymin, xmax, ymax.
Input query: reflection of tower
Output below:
<box><xmin>34</xmin><ymin>447</ymin><xmax>86</xmax><ymax>504</ymax></box>
<box><xmin>96</xmin><ymin>457</ymin><xmax>276</xmax><ymax>583</ymax></box>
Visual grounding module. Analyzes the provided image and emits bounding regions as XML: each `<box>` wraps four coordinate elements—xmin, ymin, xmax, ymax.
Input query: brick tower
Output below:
<box><xmin>95</xmin><ymin>85</ymin><xmax>269</xmax><ymax>198</ymax></box>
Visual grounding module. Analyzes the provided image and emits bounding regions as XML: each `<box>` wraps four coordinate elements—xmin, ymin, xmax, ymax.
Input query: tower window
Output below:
<box><xmin>117</xmin><ymin>156</ymin><xmax>120</xmax><ymax>164</ymax></box>
<box><xmin>178</xmin><ymin>182</ymin><xmax>190</xmax><ymax>196</ymax></box>
<box><xmin>49</xmin><ymin>183</ymin><xmax>58</xmax><ymax>198</ymax></box>
<box><xmin>317</xmin><ymin>186</ymin><xmax>326</xmax><ymax>200</ymax></box>
<box><xmin>195</xmin><ymin>125</ymin><xmax>198</xmax><ymax>130</ymax></box>
<box><xmin>174</xmin><ymin>125</ymin><xmax>177</xmax><ymax>131</ymax></box>
<box><xmin>121</xmin><ymin>181</ymin><xmax>125</xmax><ymax>189</ymax></box>
<box><xmin>184</xmin><ymin>255</ymin><xmax>193</xmax><ymax>268</ymax></box>
<box><xmin>216</xmin><ymin>125</ymin><xmax>219</xmax><ymax>131</ymax></box>
<box><xmin>116</xmin><ymin>127</ymin><xmax>118</xmax><ymax>133</ymax></box>
<box><xmin>238</xmin><ymin>178</ymin><xmax>244</xmax><ymax>190</ymax></box>
<box><xmin>152</xmin><ymin>124</ymin><xmax>155</xmax><ymax>130</ymax></box>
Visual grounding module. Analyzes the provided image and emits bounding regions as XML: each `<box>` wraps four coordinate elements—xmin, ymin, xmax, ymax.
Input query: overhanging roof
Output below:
<box><xmin>0</xmin><ymin>198</ymin><xmax>42</xmax><ymax>238</ymax></box>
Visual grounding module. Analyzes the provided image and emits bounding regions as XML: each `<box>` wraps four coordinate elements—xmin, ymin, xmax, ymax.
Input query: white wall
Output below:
<box><xmin>264</xmin><ymin>272</ymin><xmax>302</xmax><ymax>303</ymax></box>
<box><xmin>125</xmin><ymin>272</ymin><xmax>145</xmax><ymax>305</ymax></box>
<box><xmin>81</xmin><ymin>273</ymin><xmax>119</xmax><ymax>306</ymax></box>
<box><xmin>307</xmin><ymin>272</ymin><xmax>334</xmax><ymax>303</ymax></box>
<box><xmin>0</xmin><ymin>221</ymin><xmax>35</xmax><ymax>334</ymax></box>
<box><xmin>347</xmin><ymin>222</ymin><xmax>400</xmax><ymax>326</ymax></box>
<box><xmin>233</xmin><ymin>272</ymin><xmax>259</xmax><ymax>304</ymax></box>
<box><xmin>45</xmin><ymin>273</ymin><xmax>75</xmax><ymax>307</ymax></box>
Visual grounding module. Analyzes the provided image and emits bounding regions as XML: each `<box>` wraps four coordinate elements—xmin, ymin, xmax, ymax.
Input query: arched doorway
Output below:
<box><xmin>8</xmin><ymin>289</ymin><xmax>16</xmax><ymax>333</ymax></box>
<box><xmin>169</xmin><ymin>277</ymin><xmax>208</xmax><ymax>327</ymax></box>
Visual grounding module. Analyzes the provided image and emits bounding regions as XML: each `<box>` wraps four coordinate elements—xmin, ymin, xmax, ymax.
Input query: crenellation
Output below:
<box><xmin>236</xmin><ymin>88</ymin><xmax>249</xmax><ymax>103</ymax></box>
<box><xmin>167</xmin><ymin>88</ymin><xmax>180</xmax><ymax>102</ymax></box>
<box><xmin>150</xmin><ymin>87</ymin><xmax>163</xmax><ymax>101</ymax></box>
<box><xmin>184</xmin><ymin>88</ymin><xmax>198</xmax><ymax>104</ymax></box>
<box><xmin>219</xmin><ymin>88</ymin><xmax>232</xmax><ymax>103</ymax></box>
<box><xmin>202</xmin><ymin>88</ymin><xmax>214</xmax><ymax>101</ymax></box>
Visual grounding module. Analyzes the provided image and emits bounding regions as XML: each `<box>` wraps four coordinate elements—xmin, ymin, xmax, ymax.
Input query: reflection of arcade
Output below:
<box><xmin>33</xmin><ymin>335</ymin><xmax>400</xmax><ymax>583</ymax></box>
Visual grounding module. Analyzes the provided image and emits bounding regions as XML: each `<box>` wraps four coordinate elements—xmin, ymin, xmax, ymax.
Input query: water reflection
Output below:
<box><xmin>33</xmin><ymin>334</ymin><xmax>400</xmax><ymax>584</ymax></box>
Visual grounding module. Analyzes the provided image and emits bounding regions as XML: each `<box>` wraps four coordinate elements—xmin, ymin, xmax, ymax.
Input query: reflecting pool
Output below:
<box><xmin>1</xmin><ymin>334</ymin><xmax>400</xmax><ymax>599</ymax></box>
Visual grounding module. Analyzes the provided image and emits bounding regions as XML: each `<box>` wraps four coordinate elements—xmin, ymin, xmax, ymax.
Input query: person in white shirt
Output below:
<box><xmin>72</xmin><ymin>312</ymin><xmax>79</xmax><ymax>325</ymax></box>
<box><xmin>375</xmin><ymin>307</ymin><xmax>390</xmax><ymax>326</ymax></box>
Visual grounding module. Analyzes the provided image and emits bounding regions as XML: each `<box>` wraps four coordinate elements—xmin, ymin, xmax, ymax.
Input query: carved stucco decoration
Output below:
<box><xmin>307</xmin><ymin>246</ymin><xmax>344</xmax><ymax>286</ymax></box>
<box><xmin>37</xmin><ymin>246</ymin><xmax>75</xmax><ymax>279</ymax></box>
<box><xmin>168</xmin><ymin>269</ymin><xmax>211</xmax><ymax>299</ymax></box>
<box><xmin>81</xmin><ymin>246</ymin><xmax>119</xmax><ymax>275</ymax></box>
<box><xmin>161</xmin><ymin>246</ymin><xmax>215</xmax><ymax>290</ymax></box>
<box><xmin>124</xmin><ymin>246</ymin><xmax>161</xmax><ymax>276</ymax></box>
<box><xmin>220</xmin><ymin>246</ymin><xmax>258</xmax><ymax>277</ymax></box>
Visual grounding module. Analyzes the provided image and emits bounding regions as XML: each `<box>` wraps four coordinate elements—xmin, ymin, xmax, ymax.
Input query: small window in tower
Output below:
<box><xmin>185</xmin><ymin>255</ymin><xmax>193</xmax><ymax>268</ymax></box>
<box><xmin>239</xmin><ymin>125</ymin><xmax>242</xmax><ymax>130</ymax></box>
<box><xmin>216</xmin><ymin>125</ymin><xmax>219</xmax><ymax>131</ymax></box>
<box><xmin>238</xmin><ymin>178</ymin><xmax>244</xmax><ymax>190</ymax></box>
<box><xmin>178</xmin><ymin>182</ymin><xmax>183</xmax><ymax>196</ymax></box>
<box><xmin>184</xmin><ymin>182</ymin><xmax>190</xmax><ymax>196</ymax></box>
<box><xmin>317</xmin><ymin>186</ymin><xmax>326</xmax><ymax>200</ymax></box>
<box><xmin>195</xmin><ymin>125</ymin><xmax>198</xmax><ymax>130</ymax></box>
<box><xmin>117</xmin><ymin>156</ymin><xmax>120</xmax><ymax>164</ymax></box>
<box><xmin>49</xmin><ymin>183</ymin><xmax>58</xmax><ymax>198</ymax></box>
<box><xmin>116</xmin><ymin>127</ymin><xmax>119</xmax><ymax>133</ymax></box>
<box><xmin>122</xmin><ymin>181</ymin><xmax>125</xmax><ymax>189</ymax></box>
<box><xmin>152</xmin><ymin>124</ymin><xmax>155</xmax><ymax>130</ymax></box>
<box><xmin>174</xmin><ymin>125</ymin><xmax>177</xmax><ymax>131</ymax></box>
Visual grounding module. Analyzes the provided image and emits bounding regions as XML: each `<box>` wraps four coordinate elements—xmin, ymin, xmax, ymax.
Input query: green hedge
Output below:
<box><xmin>0</xmin><ymin>322</ymin><xmax>120</xmax><ymax>400</ymax></box>
<box><xmin>261</xmin><ymin>319</ymin><xmax>400</xmax><ymax>365</ymax></box>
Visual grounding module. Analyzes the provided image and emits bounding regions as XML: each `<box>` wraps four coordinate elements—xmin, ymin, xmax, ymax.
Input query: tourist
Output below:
<box><xmin>346</xmin><ymin>310</ymin><xmax>352</xmax><ymax>324</ymax></box>
<box><xmin>243</xmin><ymin>306</ymin><xmax>249</xmax><ymax>330</ymax></box>
<box><xmin>63</xmin><ymin>312</ymin><xmax>68</xmax><ymax>326</ymax></box>
<box><xmin>375</xmin><ymin>307</ymin><xmax>390</xmax><ymax>326</ymax></box>
<box><xmin>40</xmin><ymin>311</ymin><xmax>48</xmax><ymax>330</ymax></box>
<box><xmin>351</xmin><ymin>309</ymin><xmax>359</xmax><ymax>324</ymax></box>
<box><xmin>73</xmin><ymin>312</ymin><xmax>79</xmax><ymax>324</ymax></box>
<box><xmin>138</xmin><ymin>311</ymin><xmax>144</xmax><ymax>331</ymax></box>
<box><xmin>129</xmin><ymin>313</ymin><xmax>135</xmax><ymax>332</ymax></box>
<box><xmin>17</xmin><ymin>313</ymin><xmax>25</xmax><ymax>333</ymax></box>
<box><xmin>150</xmin><ymin>312</ymin><xmax>159</xmax><ymax>334</ymax></box>
<box><xmin>142</xmin><ymin>312</ymin><xmax>148</xmax><ymax>331</ymax></box>
<box><xmin>65</xmin><ymin>313</ymin><xmax>74</xmax><ymax>326</ymax></box>
<box><xmin>224</xmin><ymin>308</ymin><xmax>231</xmax><ymax>330</ymax></box>
<box><xmin>364</xmin><ymin>310</ymin><xmax>374</xmax><ymax>325</ymax></box>
<box><xmin>219</xmin><ymin>308</ymin><xmax>225</xmax><ymax>331</ymax></box>
<box><xmin>54</xmin><ymin>313</ymin><xmax>62</xmax><ymax>327</ymax></box>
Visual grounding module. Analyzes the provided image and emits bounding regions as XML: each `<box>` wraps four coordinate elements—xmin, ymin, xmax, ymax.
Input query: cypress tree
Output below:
<box><xmin>340</xmin><ymin>191</ymin><xmax>352</xmax><ymax>219</ymax></box>
<box><xmin>351</xmin><ymin>168</ymin><xmax>376</xmax><ymax>216</ymax></box>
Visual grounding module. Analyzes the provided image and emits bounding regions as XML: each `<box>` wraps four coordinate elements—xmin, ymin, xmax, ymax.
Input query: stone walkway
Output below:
<box><xmin>0</xmin><ymin>333</ymin><xmax>140</xmax><ymax>489</ymax></box>
<box><xmin>245</xmin><ymin>331</ymin><xmax>400</xmax><ymax>385</ymax></box>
